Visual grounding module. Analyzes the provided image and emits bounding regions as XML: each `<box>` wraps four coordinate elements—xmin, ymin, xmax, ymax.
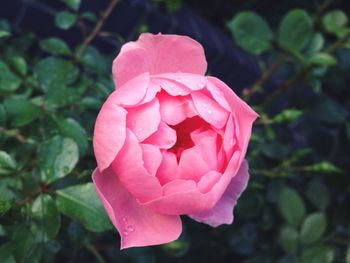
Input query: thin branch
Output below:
<box><xmin>76</xmin><ymin>0</ymin><xmax>122</xmax><ymax>57</ymax></box>
<box><xmin>243</xmin><ymin>53</ymin><xmax>287</xmax><ymax>100</ymax></box>
<box><xmin>86</xmin><ymin>244</ymin><xmax>106</xmax><ymax>263</ymax></box>
<box><xmin>312</xmin><ymin>0</ymin><xmax>333</xmax><ymax>24</ymax></box>
<box><xmin>0</xmin><ymin>127</ymin><xmax>30</xmax><ymax>143</ymax></box>
<box><xmin>261</xmin><ymin>30</ymin><xmax>350</xmax><ymax>110</ymax></box>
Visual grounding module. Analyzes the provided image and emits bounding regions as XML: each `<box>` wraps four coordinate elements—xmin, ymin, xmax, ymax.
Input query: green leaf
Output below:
<box><xmin>308</xmin><ymin>53</ymin><xmax>337</xmax><ymax>66</ymax></box>
<box><xmin>40</xmin><ymin>38</ymin><xmax>72</xmax><ymax>56</ymax></box>
<box><xmin>0</xmin><ymin>30</ymin><xmax>11</xmax><ymax>39</ymax></box>
<box><xmin>346</xmin><ymin>245</ymin><xmax>350</xmax><ymax>263</ymax></box>
<box><xmin>301</xmin><ymin>245</ymin><xmax>334</xmax><ymax>263</ymax></box>
<box><xmin>81</xmin><ymin>12</ymin><xmax>98</xmax><ymax>22</ymax></box>
<box><xmin>0</xmin><ymin>178</ymin><xmax>15</xmax><ymax>215</ymax></box>
<box><xmin>80</xmin><ymin>45</ymin><xmax>108</xmax><ymax>73</ymax></box>
<box><xmin>34</xmin><ymin>57</ymin><xmax>79</xmax><ymax>92</ymax></box>
<box><xmin>300</xmin><ymin>213</ymin><xmax>327</xmax><ymax>244</ymax></box>
<box><xmin>0</xmin><ymin>30</ymin><xmax>10</xmax><ymax>38</ymax></box>
<box><xmin>78</xmin><ymin>97</ymin><xmax>102</xmax><ymax>109</ymax></box>
<box><xmin>8</xmin><ymin>56</ymin><xmax>27</xmax><ymax>76</ymax></box>
<box><xmin>38</xmin><ymin>135</ymin><xmax>79</xmax><ymax>184</ymax></box>
<box><xmin>306</xmin><ymin>178</ymin><xmax>330</xmax><ymax>211</ymax></box>
<box><xmin>278</xmin><ymin>9</ymin><xmax>313</xmax><ymax>51</ymax></box>
<box><xmin>0</xmin><ymin>243</ymin><xmax>15</xmax><ymax>263</ymax></box>
<box><xmin>56</xmin><ymin>183</ymin><xmax>113</xmax><ymax>232</ymax></box>
<box><xmin>0</xmin><ymin>151</ymin><xmax>16</xmax><ymax>170</ymax></box>
<box><xmin>0</xmin><ymin>61</ymin><xmax>22</xmax><ymax>92</ymax></box>
<box><xmin>32</xmin><ymin>194</ymin><xmax>61</xmax><ymax>240</ymax></box>
<box><xmin>228</xmin><ymin>11</ymin><xmax>273</xmax><ymax>55</ymax></box>
<box><xmin>12</xmin><ymin>223</ymin><xmax>35</xmax><ymax>263</ymax></box>
<box><xmin>303</xmin><ymin>162</ymin><xmax>341</xmax><ymax>174</ymax></box>
<box><xmin>58</xmin><ymin>118</ymin><xmax>88</xmax><ymax>156</ymax></box>
<box><xmin>278</xmin><ymin>187</ymin><xmax>306</xmax><ymax>227</ymax></box>
<box><xmin>0</xmin><ymin>104</ymin><xmax>6</xmax><ymax>126</ymax></box>
<box><xmin>55</xmin><ymin>11</ymin><xmax>77</xmax><ymax>30</ymax></box>
<box><xmin>165</xmin><ymin>0</ymin><xmax>182</xmax><ymax>13</ymax></box>
<box><xmin>306</xmin><ymin>33</ymin><xmax>324</xmax><ymax>54</ymax></box>
<box><xmin>272</xmin><ymin>109</ymin><xmax>303</xmax><ymax>123</ymax></box>
<box><xmin>61</xmin><ymin>0</ymin><xmax>81</xmax><ymax>11</ymax></box>
<box><xmin>323</xmin><ymin>10</ymin><xmax>348</xmax><ymax>34</ymax></box>
<box><xmin>4</xmin><ymin>98</ymin><xmax>41</xmax><ymax>127</ymax></box>
<box><xmin>278</xmin><ymin>226</ymin><xmax>299</xmax><ymax>253</ymax></box>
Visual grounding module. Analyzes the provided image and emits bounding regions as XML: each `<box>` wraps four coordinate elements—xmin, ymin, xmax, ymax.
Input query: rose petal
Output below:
<box><xmin>158</xmin><ymin>92</ymin><xmax>197</xmax><ymax>125</ymax></box>
<box><xmin>92</xmin><ymin>168</ymin><xmax>182</xmax><ymax>249</ymax></box>
<box><xmin>197</xmin><ymin>171</ymin><xmax>222</xmax><ymax>194</ymax></box>
<box><xmin>113</xmin><ymin>33</ymin><xmax>207</xmax><ymax>88</ymax></box>
<box><xmin>93</xmin><ymin>91</ymin><xmax>127</xmax><ymax>171</ymax></box>
<box><xmin>112</xmin><ymin>129</ymin><xmax>162</xmax><ymax>202</ymax></box>
<box><xmin>206</xmin><ymin>79</ymin><xmax>231</xmax><ymax>112</ymax></box>
<box><xmin>223</xmin><ymin>115</ymin><xmax>237</xmax><ymax>160</ymax></box>
<box><xmin>141</xmin><ymin>81</ymin><xmax>162</xmax><ymax>105</ymax></box>
<box><xmin>154</xmin><ymin>73</ymin><xmax>207</xmax><ymax>93</ymax></box>
<box><xmin>191</xmin><ymin>91</ymin><xmax>229</xmax><ymax>129</ymax></box>
<box><xmin>143</xmin><ymin>151</ymin><xmax>241</xmax><ymax>215</ymax></box>
<box><xmin>156</xmin><ymin>151</ymin><xmax>179</xmax><ymax>185</ymax></box>
<box><xmin>126</xmin><ymin>98</ymin><xmax>161</xmax><ymax>142</ymax></box>
<box><xmin>114</xmin><ymin>72</ymin><xmax>150</xmax><ymax>107</ymax></box>
<box><xmin>140</xmin><ymin>144</ymin><xmax>162</xmax><ymax>177</ymax></box>
<box><xmin>162</xmin><ymin>179</ymin><xmax>197</xmax><ymax>196</ymax></box>
<box><xmin>189</xmin><ymin>161</ymin><xmax>249</xmax><ymax>227</ymax></box>
<box><xmin>208</xmin><ymin>77</ymin><xmax>258</xmax><ymax>161</ymax></box>
<box><xmin>143</xmin><ymin>121</ymin><xmax>177</xmax><ymax>149</ymax></box>
<box><xmin>177</xmin><ymin>146</ymin><xmax>211</xmax><ymax>182</ymax></box>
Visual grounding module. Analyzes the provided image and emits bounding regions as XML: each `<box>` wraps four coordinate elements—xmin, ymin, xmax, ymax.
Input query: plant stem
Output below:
<box><xmin>243</xmin><ymin>53</ymin><xmax>287</xmax><ymax>100</ymax></box>
<box><xmin>261</xmin><ymin>29</ymin><xmax>350</xmax><ymax>110</ymax></box>
<box><xmin>76</xmin><ymin>0</ymin><xmax>122</xmax><ymax>57</ymax></box>
<box><xmin>0</xmin><ymin>127</ymin><xmax>29</xmax><ymax>143</ymax></box>
<box><xmin>86</xmin><ymin>244</ymin><xmax>106</xmax><ymax>263</ymax></box>
<box><xmin>312</xmin><ymin>0</ymin><xmax>333</xmax><ymax>24</ymax></box>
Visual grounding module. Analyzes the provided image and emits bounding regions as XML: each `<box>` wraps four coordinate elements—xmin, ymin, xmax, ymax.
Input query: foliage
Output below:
<box><xmin>1</xmin><ymin>0</ymin><xmax>350</xmax><ymax>262</ymax></box>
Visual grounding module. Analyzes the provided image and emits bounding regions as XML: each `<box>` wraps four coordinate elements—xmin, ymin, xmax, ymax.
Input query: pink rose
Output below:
<box><xmin>92</xmin><ymin>33</ymin><xmax>258</xmax><ymax>249</ymax></box>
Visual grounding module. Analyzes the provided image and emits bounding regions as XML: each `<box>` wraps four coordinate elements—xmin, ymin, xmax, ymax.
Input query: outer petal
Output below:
<box><xmin>143</xmin><ymin>151</ymin><xmax>241</xmax><ymax>215</ymax></box>
<box><xmin>93</xmin><ymin>91</ymin><xmax>127</xmax><ymax>171</ymax></box>
<box><xmin>126</xmin><ymin>98</ymin><xmax>161</xmax><ymax>142</ymax></box>
<box><xmin>92</xmin><ymin>168</ymin><xmax>182</xmax><ymax>249</ymax></box>
<box><xmin>188</xmin><ymin>160</ymin><xmax>249</xmax><ymax>227</ymax></box>
<box><xmin>208</xmin><ymin>76</ymin><xmax>258</xmax><ymax>164</ymax></box>
<box><xmin>154</xmin><ymin>73</ymin><xmax>207</xmax><ymax>94</ymax></box>
<box><xmin>113</xmin><ymin>33</ymin><xmax>207</xmax><ymax>88</ymax></box>
<box><xmin>112</xmin><ymin>129</ymin><xmax>162</xmax><ymax>202</ymax></box>
<box><xmin>113</xmin><ymin>72</ymin><xmax>150</xmax><ymax>107</ymax></box>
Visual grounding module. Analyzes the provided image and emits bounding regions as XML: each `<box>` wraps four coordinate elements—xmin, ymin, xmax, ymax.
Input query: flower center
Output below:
<box><xmin>169</xmin><ymin>116</ymin><xmax>210</xmax><ymax>161</ymax></box>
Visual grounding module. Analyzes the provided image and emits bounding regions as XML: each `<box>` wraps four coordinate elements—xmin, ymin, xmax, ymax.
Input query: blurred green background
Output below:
<box><xmin>1</xmin><ymin>0</ymin><xmax>350</xmax><ymax>262</ymax></box>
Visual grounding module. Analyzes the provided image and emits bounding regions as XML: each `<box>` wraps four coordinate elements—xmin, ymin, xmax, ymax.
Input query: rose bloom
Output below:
<box><xmin>92</xmin><ymin>33</ymin><xmax>258</xmax><ymax>249</ymax></box>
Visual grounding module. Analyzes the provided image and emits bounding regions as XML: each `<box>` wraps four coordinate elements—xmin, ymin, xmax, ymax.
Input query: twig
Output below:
<box><xmin>325</xmin><ymin>30</ymin><xmax>350</xmax><ymax>53</ymax></box>
<box><xmin>261</xmin><ymin>30</ymin><xmax>350</xmax><ymax>110</ymax></box>
<box><xmin>243</xmin><ymin>53</ymin><xmax>287</xmax><ymax>100</ymax></box>
<box><xmin>312</xmin><ymin>0</ymin><xmax>333</xmax><ymax>24</ymax></box>
<box><xmin>76</xmin><ymin>0</ymin><xmax>122</xmax><ymax>57</ymax></box>
<box><xmin>0</xmin><ymin>127</ymin><xmax>29</xmax><ymax>143</ymax></box>
<box><xmin>243</xmin><ymin>0</ymin><xmax>333</xmax><ymax>101</ymax></box>
<box><xmin>86</xmin><ymin>244</ymin><xmax>106</xmax><ymax>263</ymax></box>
